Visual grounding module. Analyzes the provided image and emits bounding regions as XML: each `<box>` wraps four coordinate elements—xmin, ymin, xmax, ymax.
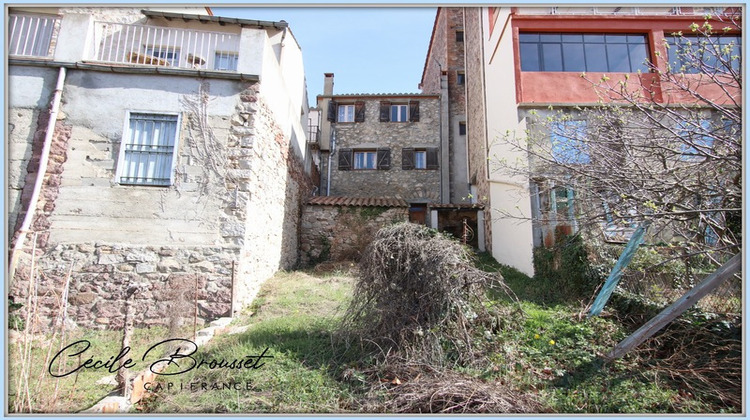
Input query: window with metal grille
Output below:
<box><xmin>118</xmin><ymin>113</ymin><xmax>179</xmax><ymax>186</ymax></box>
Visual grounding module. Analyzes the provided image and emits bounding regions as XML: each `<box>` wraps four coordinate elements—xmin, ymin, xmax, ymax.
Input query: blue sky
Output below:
<box><xmin>214</xmin><ymin>7</ymin><xmax>437</xmax><ymax>104</ymax></box>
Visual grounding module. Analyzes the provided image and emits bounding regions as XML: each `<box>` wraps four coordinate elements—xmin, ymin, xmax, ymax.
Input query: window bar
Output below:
<box><xmin>136</xmin><ymin>25</ymin><xmax>144</xmax><ymax>59</ymax></box>
<box><xmin>9</xmin><ymin>16</ymin><xmax>20</xmax><ymax>54</ymax></box>
<box><xmin>21</xmin><ymin>16</ymin><xmax>34</xmax><ymax>55</ymax></box>
<box><xmin>179</xmin><ymin>29</ymin><xmax>186</xmax><ymax>67</ymax></box>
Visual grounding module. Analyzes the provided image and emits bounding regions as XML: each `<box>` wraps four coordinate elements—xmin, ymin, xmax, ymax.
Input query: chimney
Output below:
<box><xmin>324</xmin><ymin>73</ymin><xmax>334</xmax><ymax>96</ymax></box>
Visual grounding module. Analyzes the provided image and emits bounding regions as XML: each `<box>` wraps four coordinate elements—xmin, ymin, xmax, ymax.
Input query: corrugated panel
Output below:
<box><xmin>307</xmin><ymin>196</ymin><xmax>409</xmax><ymax>208</ymax></box>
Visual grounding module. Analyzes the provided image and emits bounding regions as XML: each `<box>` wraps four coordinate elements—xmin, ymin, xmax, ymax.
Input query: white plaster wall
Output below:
<box><xmin>481</xmin><ymin>8</ymin><xmax>535</xmax><ymax>276</ymax></box>
<box><xmin>258</xmin><ymin>28</ymin><xmax>308</xmax><ymax>161</ymax></box>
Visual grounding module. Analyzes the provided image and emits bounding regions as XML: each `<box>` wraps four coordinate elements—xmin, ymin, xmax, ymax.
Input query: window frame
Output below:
<box><xmin>214</xmin><ymin>51</ymin><xmax>239</xmax><ymax>71</ymax></box>
<box><xmin>146</xmin><ymin>46</ymin><xmax>181</xmax><ymax>66</ymax></box>
<box><xmin>337</xmin><ymin>104</ymin><xmax>356</xmax><ymax>123</ymax></box>
<box><xmin>550</xmin><ymin>120</ymin><xmax>590</xmax><ymax>164</ymax></box>
<box><xmin>666</xmin><ymin>34</ymin><xmax>741</xmax><ymax>74</ymax></box>
<box><xmin>353</xmin><ymin>150</ymin><xmax>378</xmax><ymax>170</ymax></box>
<box><xmin>390</xmin><ymin>104</ymin><xmax>409</xmax><ymax>122</ymax></box>
<box><xmin>456</xmin><ymin>71</ymin><xmax>466</xmax><ymax>85</ymax></box>
<box><xmin>115</xmin><ymin>111</ymin><xmax>181</xmax><ymax>187</ymax></box>
<box><xmin>519</xmin><ymin>32</ymin><xmax>651</xmax><ymax>73</ymax></box>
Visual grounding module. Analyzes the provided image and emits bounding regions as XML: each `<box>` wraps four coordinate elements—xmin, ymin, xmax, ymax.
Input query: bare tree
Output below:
<box><xmin>499</xmin><ymin>11</ymin><xmax>741</xmax><ymax>270</ymax></box>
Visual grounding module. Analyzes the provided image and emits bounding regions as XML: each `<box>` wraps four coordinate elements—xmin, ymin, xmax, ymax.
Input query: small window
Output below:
<box><xmin>214</xmin><ymin>52</ymin><xmax>238</xmax><ymax>71</ymax></box>
<box><xmin>390</xmin><ymin>104</ymin><xmax>408</xmax><ymax>122</ymax></box>
<box><xmin>414</xmin><ymin>150</ymin><xmax>427</xmax><ymax>169</ymax></box>
<box><xmin>456</xmin><ymin>30</ymin><xmax>464</xmax><ymax>42</ymax></box>
<box><xmin>117</xmin><ymin>113</ymin><xmax>180</xmax><ymax>186</ymax></box>
<box><xmin>456</xmin><ymin>71</ymin><xmax>465</xmax><ymax>85</ymax></box>
<box><xmin>146</xmin><ymin>46</ymin><xmax>180</xmax><ymax>66</ymax></box>
<box><xmin>338</xmin><ymin>104</ymin><xmax>355</xmax><ymax>122</ymax></box>
<box><xmin>459</xmin><ymin>121</ymin><xmax>467</xmax><ymax>135</ymax></box>
<box><xmin>551</xmin><ymin>120</ymin><xmax>590</xmax><ymax>164</ymax></box>
<box><xmin>402</xmin><ymin>147</ymin><xmax>439</xmax><ymax>170</ymax></box>
<box><xmin>354</xmin><ymin>150</ymin><xmax>377</xmax><ymax>170</ymax></box>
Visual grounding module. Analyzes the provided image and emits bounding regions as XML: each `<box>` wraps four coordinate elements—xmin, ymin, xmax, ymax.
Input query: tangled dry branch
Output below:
<box><xmin>338</xmin><ymin>222</ymin><xmax>519</xmax><ymax>367</ymax></box>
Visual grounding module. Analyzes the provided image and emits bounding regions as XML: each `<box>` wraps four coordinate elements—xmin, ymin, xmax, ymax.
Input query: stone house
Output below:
<box><xmin>7</xmin><ymin>6</ymin><xmax>314</xmax><ymax>329</ymax></box>
<box><xmin>445</xmin><ymin>6</ymin><xmax>741</xmax><ymax>275</ymax></box>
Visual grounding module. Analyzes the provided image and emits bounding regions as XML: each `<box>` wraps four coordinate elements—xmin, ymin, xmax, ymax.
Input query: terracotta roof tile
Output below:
<box><xmin>307</xmin><ymin>196</ymin><xmax>409</xmax><ymax>207</ymax></box>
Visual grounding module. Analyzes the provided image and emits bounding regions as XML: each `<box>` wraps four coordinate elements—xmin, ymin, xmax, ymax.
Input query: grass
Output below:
<box><xmin>8</xmin><ymin>325</ymin><xmax>191</xmax><ymax>413</ymax></box>
<box><xmin>20</xmin><ymin>254</ymin><xmax>731</xmax><ymax>414</ymax></box>
<box><xmin>141</xmin><ymin>270</ymin><xmax>360</xmax><ymax>413</ymax></box>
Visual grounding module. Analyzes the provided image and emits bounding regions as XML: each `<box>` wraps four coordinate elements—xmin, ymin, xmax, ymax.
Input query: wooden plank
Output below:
<box><xmin>606</xmin><ymin>252</ymin><xmax>742</xmax><ymax>360</ymax></box>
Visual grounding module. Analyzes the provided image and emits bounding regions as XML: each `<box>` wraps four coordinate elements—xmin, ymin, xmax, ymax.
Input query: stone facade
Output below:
<box><xmin>299</xmin><ymin>204</ymin><xmax>408</xmax><ymax>266</ymax></box>
<box><xmin>320</xmin><ymin>95</ymin><xmax>441</xmax><ymax>203</ymax></box>
<box><xmin>8</xmin><ymin>7</ymin><xmax>312</xmax><ymax>329</ymax></box>
<box><xmin>420</xmin><ymin>8</ymin><xmax>470</xmax><ymax>204</ymax></box>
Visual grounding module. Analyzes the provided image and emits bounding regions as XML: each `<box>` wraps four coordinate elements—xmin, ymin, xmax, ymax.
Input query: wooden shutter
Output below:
<box><xmin>409</xmin><ymin>100</ymin><xmax>420</xmax><ymax>122</ymax></box>
<box><xmin>377</xmin><ymin>148</ymin><xmax>391</xmax><ymax>170</ymax></box>
<box><xmin>402</xmin><ymin>147</ymin><xmax>415</xmax><ymax>170</ymax></box>
<box><xmin>338</xmin><ymin>148</ymin><xmax>352</xmax><ymax>171</ymax></box>
<box><xmin>354</xmin><ymin>101</ymin><xmax>365</xmax><ymax>122</ymax></box>
<box><xmin>327</xmin><ymin>100</ymin><xmax>337</xmax><ymax>122</ymax></box>
<box><xmin>379</xmin><ymin>101</ymin><xmax>391</xmax><ymax>122</ymax></box>
<box><xmin>426</xmin><ymin>147</ymin><xmax>439</xmax><ymax>169</ymax></box>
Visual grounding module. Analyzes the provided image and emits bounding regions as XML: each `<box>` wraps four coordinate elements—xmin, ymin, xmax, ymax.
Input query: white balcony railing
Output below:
<box><xmin>91</xmin><ymin>21</ymin><xmax>240</xmax><ymax>71</ymax></box>
<box><xmin>9</xmin><ymin>13</ymin><xmax>59</xmax><ymax>57</ymax></box>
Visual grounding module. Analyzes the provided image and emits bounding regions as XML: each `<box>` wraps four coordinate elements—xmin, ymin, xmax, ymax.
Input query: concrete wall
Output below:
<box><xmin>323</xmin><ymin>96</ymin><xmax>441</xmax><ymax>202</ymax></box>
<box><xmin>299</xmin><ymin>205</ymin><xmax>408</xmax><ymax>266</ymax></box>
<box><xmin>480</xmin><ymin>7</ymin><xmax>535</xmax><ymax>276</ymax></box>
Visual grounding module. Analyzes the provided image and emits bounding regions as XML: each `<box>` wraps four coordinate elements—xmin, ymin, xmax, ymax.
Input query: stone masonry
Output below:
<box><xmin>299</xmin><ymin>203</ymin><xmax>408</xmax><ymax>266</ymax></box>
<box><xmin>321</xmin><ymin>95</ymin><xmax>441</xmax><ymax>202</ymax></box>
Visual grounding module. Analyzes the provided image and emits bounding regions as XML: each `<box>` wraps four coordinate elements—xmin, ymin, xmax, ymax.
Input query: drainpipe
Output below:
<box><xmin>9</xmin><ymin>66</ymin><xmax>67</xmax><ymax>282</ymax></box>
<box><xmin>326</xmin><ymin>127</ymin><xmax>336</xmax><ymax>196</ymax></box>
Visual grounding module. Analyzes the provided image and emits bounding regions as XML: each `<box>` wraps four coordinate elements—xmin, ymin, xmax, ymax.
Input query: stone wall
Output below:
<box><xmin>299</xmin><ymin>205</ymin><xmax>408</xmax><ymax>266</ymax></box>
<box><xmin>8</xmin><ymin>70</ymin><xmax>311</xmax><ymax>329</ymax></box>
<box><xmin>464</xmin><ymin>7</ymin><xmax>493</xmax><ymax>253</ymax></box>
<box><xmin>327</xmin><ymin>96</ymin><xmax>441</xmax><ymax>202</ymax></box>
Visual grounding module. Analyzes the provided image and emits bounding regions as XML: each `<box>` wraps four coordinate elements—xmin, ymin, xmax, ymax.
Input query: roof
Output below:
<box><xmin>317</xmin><ymin>93</ymin><xmax>439</xmax><ymax>100</ymax></box>
<box><xmin>142</xmin><ymin>10</ymin><xmax>289</xmax><ymax>29</ymax></box>
<box><xmin>307</xmin><ymin>196</ymin><xmax>409</xmax><ymax>207</ymax></box>
<box><xmin>430</xmin><ymin>203</ymin><xmax>485</xmax><ymax>210</ymax></box>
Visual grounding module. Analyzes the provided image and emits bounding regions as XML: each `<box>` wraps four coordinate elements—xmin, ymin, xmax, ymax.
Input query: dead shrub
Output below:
<box><xmin>338</xmin><ymin>222</ymin><xmax>519</xmax><ymax>367</ymax></box>
<box><xmin>384</xmin><ymin>371</ymin><xmax>542</xmax><ymax>413</ymax></box>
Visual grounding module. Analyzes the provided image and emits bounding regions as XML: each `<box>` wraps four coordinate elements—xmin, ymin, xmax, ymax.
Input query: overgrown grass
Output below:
<box><xmin>142</xmin><ymin>270</ymin><xmax>362</xmax><ymax>413</ymax></box>
<box><xmin>8</xmin><ymin>325</ymin><xmax>187</xmax><ymax>413</ymax></box>
<box><xmin>141</xmin><ymin>256</ymin><xmax>731</xmax><ymax>414</ymax></box>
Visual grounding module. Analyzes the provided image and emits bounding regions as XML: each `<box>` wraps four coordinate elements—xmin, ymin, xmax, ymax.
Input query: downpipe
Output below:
<box><xmin>9</xmin><ymin>66</ymin><xmax>67</xmax><ymax>283</ymax></box>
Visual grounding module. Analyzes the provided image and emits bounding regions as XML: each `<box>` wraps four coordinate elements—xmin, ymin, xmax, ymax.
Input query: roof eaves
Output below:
<box><xmin>142</xmin><ymin>9</ymin><xmax>288</xmax><ymax>29</ymax></box>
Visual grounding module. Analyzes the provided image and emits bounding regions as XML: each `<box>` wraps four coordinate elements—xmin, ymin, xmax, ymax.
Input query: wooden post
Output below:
<box><xmin>607</xmin><ymin>253</ymin><xmax>741</xmax><ymax>360</ymax></box>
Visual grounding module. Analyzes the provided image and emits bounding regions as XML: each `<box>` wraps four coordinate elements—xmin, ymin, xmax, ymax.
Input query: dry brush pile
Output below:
<box><xmin>337</xmin><ymin>223</ymin><xmax>536</xmax><ymax>413</ymax></box>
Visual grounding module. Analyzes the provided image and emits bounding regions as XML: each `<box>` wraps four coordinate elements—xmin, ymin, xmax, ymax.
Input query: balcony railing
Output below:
<box><xmin>90</xmin><ymin>21</ymin><xmax>240</xmax><ymax>71</ymax></box>
<box><xmin>9</xmin><ymin>13</ymin><xmax>59</xmax><ymax>57</ymax></box>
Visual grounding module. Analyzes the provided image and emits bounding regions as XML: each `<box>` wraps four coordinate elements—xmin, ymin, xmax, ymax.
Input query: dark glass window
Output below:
<box><xmin>457</xmin><ymin>71</ymin><xmax>465</xmax><ymax>85</ymax></box>
<box><xmin>456</xmin><ymin>30</ymin><xmax>464</xmax><ymax>42</ymax></box>
<box><xmin>667</xmin><ymin>35</ymin><xmax>741</xmax><ymax>74</ymax></box>
<box><xmin>519</xmin><ymin>32</ymin><xmax>650</xmax><ymax>73</ymax></box>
